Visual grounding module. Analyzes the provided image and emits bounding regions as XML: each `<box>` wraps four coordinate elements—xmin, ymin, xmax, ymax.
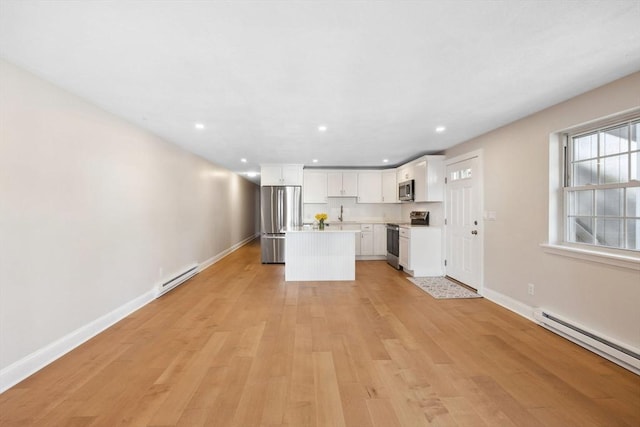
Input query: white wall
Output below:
<box><xmin>0</xmin><ymin>59</ymin><xmax>260</xmax><ymax>374</ymax></box>
<box><xmin>445</xmin><ymin>72</ymin><xmax>640</xmax><ymax>348</ymax></box>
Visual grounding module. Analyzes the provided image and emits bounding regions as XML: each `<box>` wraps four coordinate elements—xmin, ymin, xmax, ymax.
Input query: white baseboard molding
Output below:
<box><xmin>356</xmin><ymin>255</ymin><xmax>386</xmax><ymax>261</ymax></box>
<box><xmin>0</xmin><ymin>233</ymin><xmax>260</xmax><ymax>394</ymax></box>
<box><xmin>481</xmin><ymin>287</ymin><xmax>536</xmax><ymax>322</ymax></box>
<box><xmin>0</xmin><ymin>289</ymin><xmax>156</xmax><ymax>393</ymax></box>
<box><xmin>199</xmin><ymin>233</ymin><xmax>259</xmax><ymax>272</ymax></box>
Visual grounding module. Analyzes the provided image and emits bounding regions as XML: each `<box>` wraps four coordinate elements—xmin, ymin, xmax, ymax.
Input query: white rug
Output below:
<box><xmin>407</xmin><ymin>276</ymin><xmax>482</xmax><ymax>299</ymax></box>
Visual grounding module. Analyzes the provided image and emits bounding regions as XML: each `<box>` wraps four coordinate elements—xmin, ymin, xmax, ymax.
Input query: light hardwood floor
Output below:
<box><xmin>1</xmin><ymin>239</ymin><xmax>639</xmax><ymax>426</ymax></box>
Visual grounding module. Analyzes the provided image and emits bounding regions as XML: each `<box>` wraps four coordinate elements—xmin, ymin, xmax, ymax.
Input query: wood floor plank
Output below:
<box><xmin>1</xmin><ymin>240</ymin><xmax>638</xmax><ymax>427</ymax></box>
<box><xmin>313</xmin><ymin>351</ymin><xmax>346</xmax><ymax>427</ymax></box>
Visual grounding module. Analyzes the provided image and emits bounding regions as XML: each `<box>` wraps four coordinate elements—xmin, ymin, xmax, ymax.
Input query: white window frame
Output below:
<box><xmin>564</xmin><ymin>117</ymin><xmax>640</xmax><ymax>251</ymax></box>
<box><xmin>542</xmin><ymin>109</ymin><xmax>640</xmax><ymax>271</ymax></box>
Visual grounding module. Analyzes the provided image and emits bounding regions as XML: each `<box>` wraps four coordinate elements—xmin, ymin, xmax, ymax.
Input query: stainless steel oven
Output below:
<box><xmin>386</xmin><ymin>223</ymin><xmax>400</xmax><ymax>269</ymax></box>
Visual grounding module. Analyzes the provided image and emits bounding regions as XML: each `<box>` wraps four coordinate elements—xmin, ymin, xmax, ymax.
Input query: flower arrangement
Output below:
<box><xmin>315</xmin><ymin>213</ymin><xmax>328</xmax><ymax>230</ymax></box>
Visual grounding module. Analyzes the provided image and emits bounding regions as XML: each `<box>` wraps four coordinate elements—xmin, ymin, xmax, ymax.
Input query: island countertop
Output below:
<box><xmin>282</xmin><ymin>225</ymin><xmax>361</xmax><ymax>233</ymax></box>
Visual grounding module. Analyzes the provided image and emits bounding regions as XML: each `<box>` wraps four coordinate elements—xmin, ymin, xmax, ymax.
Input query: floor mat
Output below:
<box><xmin>407</xmin><ymin>276</ymin><xmax>482</xmax><ymax>299</ymax></box>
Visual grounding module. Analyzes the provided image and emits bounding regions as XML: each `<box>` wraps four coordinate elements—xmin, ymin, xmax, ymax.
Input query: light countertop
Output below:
<box><xmin>303</xmin><ymin>219</ymin><xmax>403</xmax><ymax>226</ymax></box>
<box><xmin>283</xmin><ymin>226</ymin><xmax>361</xmax><ymax>233</ymax></box>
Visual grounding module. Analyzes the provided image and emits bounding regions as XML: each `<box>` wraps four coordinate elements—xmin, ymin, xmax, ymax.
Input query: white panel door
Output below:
<box><xmin>381</xmin><ymin>171</ymin><xmax>397</xmax><ymax>203</ymax></box>
<box><xmin>303</xmin><ymin>171</ymin><xmax>327</xmax><ymax>203</ymax></box>
<box><xmin>357</xmin><ymin>172</ymin><xmax>382</xmax><ymax>203</ymax></box>
<box><xmin>327</xmin><ymin>172</ymin><xmax>344</xmax><ymax>196</ymax></box>
<box><xmin>445</xmin><ymin>157</ymin><xmax>481</xmax><ymax>289</ymax></box>
<box><xmin>373</xmin><ymin>224</ymin><xmax>387</xmax><ymax>255</ymax></box>
<box><xmin>280</xmin><ymin>165</ymin><xmax>303</xmax><ymax>185</ymax></box>
<box><xmin>342</xmin><ymin>172</ymin><xmax>358</xmax><ymax>196</ymax></box>
<box><xmin>261</xmin><ymin>166</ymin><xmax>283</xmax><ymax>185</ymax></box>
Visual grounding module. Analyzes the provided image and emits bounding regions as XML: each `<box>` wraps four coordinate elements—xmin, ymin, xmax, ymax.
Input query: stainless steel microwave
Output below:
<box><xmin>398</xmin><ymin>179</ymin><xmax>414</xmax><ymax>201</ymax></box>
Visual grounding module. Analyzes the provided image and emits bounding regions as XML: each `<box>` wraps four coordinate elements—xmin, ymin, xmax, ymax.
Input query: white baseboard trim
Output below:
<box><xmin>0</xmin><ymin>233</ymin><xmax>260</xmax><ymax>394</ymax></box>
<box><xmin>199</xmin><ymin>233</ymin><xmax>259</xmax><ymax>272</ymax></box>
<box><xmin>0</xmin><ymin>289</ymin><xmax>156</xmax><ymax>393</ymax></box>
<box><xmin>356</xmin><ymin>255</ymin><xmax>387</xmax><ymax>261</ymax></box>
<box><xmin>481</xmin><ymin>287</ymin><xmax>535</xmax><ymax>322</ymax></box>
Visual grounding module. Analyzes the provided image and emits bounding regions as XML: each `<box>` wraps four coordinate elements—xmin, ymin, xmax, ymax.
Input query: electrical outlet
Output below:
<box><xmin>528</xmin><ymin>283</ymin><xmax>535</xmax><ymax>296</ymax></box>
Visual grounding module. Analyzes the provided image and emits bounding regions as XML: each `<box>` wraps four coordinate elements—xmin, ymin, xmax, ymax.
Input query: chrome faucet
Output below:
<box><xmin>338</xmin><ymin>205</ymin><xmax>344</xmax><ymax>222</ymax></box>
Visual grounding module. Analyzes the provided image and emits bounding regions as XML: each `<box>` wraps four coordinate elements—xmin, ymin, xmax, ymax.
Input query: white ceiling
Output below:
<box><xmin>1</xmin><ymin>1</ymin><xmax>640</xmax><ymax>183</ymax></box>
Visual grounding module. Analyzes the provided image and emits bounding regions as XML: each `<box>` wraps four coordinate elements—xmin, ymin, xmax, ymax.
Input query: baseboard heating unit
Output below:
<box><xmin>157</xmin><ymin>264</ymin><xmax>199</xmax><ymax>297</ymax></box>
<box><xmin>534</xmin><ymin>309</ymin><xmax>640</xmax><ymax>375</ymax></box>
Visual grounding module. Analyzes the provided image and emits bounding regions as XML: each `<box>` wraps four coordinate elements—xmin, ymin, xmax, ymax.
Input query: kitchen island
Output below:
<box><xmin>284</xmin><ymin>226</ymin><xmax>360</xmax><ymax>281</ymax></box>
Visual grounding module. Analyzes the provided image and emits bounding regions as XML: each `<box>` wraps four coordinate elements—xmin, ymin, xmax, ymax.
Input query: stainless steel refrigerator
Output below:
<box><xmin>261</xmin><ymin>185</ymin><xmax>302</xmax><ymax>263</ymax></box>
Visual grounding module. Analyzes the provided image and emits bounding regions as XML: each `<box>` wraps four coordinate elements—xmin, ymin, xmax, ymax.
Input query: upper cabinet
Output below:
<box><xmin>357</xmin><ymin>171</ymin><xmax>382</xmax><ymax>203</ymax></box>
<box><xmin>261</xmin><ymin>164</ymin><xmax>303</xmax><ymax>186</ymax></box>
<box><xmin>397</xmin><ymin>164</ymin><xmax>414</xmax><ymax>183</ymax></box>
<box><xmin>382</xmin><ymin>170</ymin><xmax>397</xmax><ymax>203</ymax></box>
<box><xmin>327</xmin><ymin>171</ymin><xmax>358</xmax><ymax>197</ymax></box>
<box><xmin>303</xmin><ymin>171</ymin><xmax>328</xmax><ymax>203</ymax></box>
<box><xmin>297</xmin><ymin>156</ymin><xmax>442</xmax><ymax>204</ymax></box>
<box><xmin>413</xmin><ymin>155</ymin><xmax>445</xmax><ymax>202</ymax></box>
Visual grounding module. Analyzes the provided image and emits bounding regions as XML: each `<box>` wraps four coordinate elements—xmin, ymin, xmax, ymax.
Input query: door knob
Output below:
<box><xmin>471</xmin><ymin>230</ymin><xmax>478</xmax><ymax>235</ymax></box>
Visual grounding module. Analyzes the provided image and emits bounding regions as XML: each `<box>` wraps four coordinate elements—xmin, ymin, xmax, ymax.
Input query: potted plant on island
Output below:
<box><xmin>315</xmin><ymin>213</ymin><xmax>328</xmax><ymax>230</ymax></box>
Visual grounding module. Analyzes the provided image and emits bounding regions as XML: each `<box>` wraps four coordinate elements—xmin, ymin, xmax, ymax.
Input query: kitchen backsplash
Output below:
<box><xmin>303</xmin><ymin>198</ymin><xmax>401</xmax><ymax>223</ymax></box>
<box><xmin>303</xmin><ymin>198</ymin><xmax>444</xmax><ymax>226</ymax></box>
<box><xmin>402</xmin><ymin>202</ymin><xmax>444</xmax><ymax>226</ymax></box>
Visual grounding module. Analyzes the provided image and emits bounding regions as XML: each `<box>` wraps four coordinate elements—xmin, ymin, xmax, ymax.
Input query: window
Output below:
<box><xmin>449</xmin><ymin>167</ymin><xmax>471</xmax><ymax>182</ymax></box>
<box><xmin>565</xmin><ymin>117</ymin><xmax>640</xmax><ymax>251</ymax></box>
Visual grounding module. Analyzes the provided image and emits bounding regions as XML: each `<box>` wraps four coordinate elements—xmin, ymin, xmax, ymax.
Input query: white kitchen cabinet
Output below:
<box><xmin>413</xmin><ymin>155</ymin><xmax>445</xmax><ymax>202</ymax></box>
<box><xmin>399</xmin><ymin>226</ymin><xmax>443</xmax><ymax>277</ymax></box>
<box><xmin>397</xmin><ymin>164</ymin><xmax>414</xmax><ymax>183</ymax></box>
<box><xmin>303</xmin><ymin>171</ymin><xmax>327</xmax><ymax>203</ymax></box>
<box><xmin>399</xmin><ymin>228</ymin><xmax>410</xmax><ymax>268</ymax></box>
<box><xmin>381</xmin><ymin>171</ymin><xmax>397</xmax><ymax>203</ymax></box>
<box><xmin>261</xmin><ymin>164</ymin><xmax>303</xmax><ymax>186</ymax></box>
<box><xmin>327</xmin><ymin>171</ymin><xmax>358</xmax><ymax>197</ymax></box>
<box><xmin>359</xmin><ymin>224</ymin><xmax>374</xmax><ymax>255</ymax></box>
<box><xmin>373</xmin><ymin>224</ymin><xmax>387</xmax><ymax>255</ymax></box>
<box><xmin>357</xmin><ymin>171</ymin><xmax>382</xmax><ymax>203</ymax></box>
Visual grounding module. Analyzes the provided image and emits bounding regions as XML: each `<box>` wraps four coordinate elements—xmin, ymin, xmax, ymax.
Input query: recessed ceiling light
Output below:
<box><xmin>241</xmin><ymin>158</ymin><xmax>247</xmax><ymax>163</ymax></box>
<box><xmin>195</xmin><ymin>123</ymin><xmax>205</xmax><ymax>130</ymax></box>
<box><xmin>312</xmin><ymin>159</ymin><xmax>318</xmax><ymax>163</ymax></box>
<box><xmin>318</xmin><ymin>125</ymin><xmax>327</xmax><ymax>132</ymax></box>
<box><xmin>246</xmin><ymin>172</ymin><xmax>258</xmax><ymax>178</ymax></box>
<box><xmin>383</xmin><ymin>159</ymin><xmax>389</xmax><ymax>163</ymax></box>
<box><xmin>435</xmin><ymin>126</ymin><xmax>446</xmax><ymax>133</ymax></box>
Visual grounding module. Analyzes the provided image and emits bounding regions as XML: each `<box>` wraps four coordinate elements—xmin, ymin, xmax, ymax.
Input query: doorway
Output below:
<box><xmin>445</xmin><ymin>152</ymin><xmax>483</xmax><ymax>292</ymax></box>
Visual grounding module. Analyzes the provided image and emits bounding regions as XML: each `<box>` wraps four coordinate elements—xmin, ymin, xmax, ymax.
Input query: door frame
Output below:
<box><xmin>444</xmin><ymin>149</ymin><xmax>485</xmax><ymax>295</ymax></box>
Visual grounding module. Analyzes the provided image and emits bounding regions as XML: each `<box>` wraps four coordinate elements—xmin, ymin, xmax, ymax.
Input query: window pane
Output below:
<box><xmin>627</xmin><ymin>187</ymin><xmax>640</xmax><ymax>217</ymax></box>
<box><xmin>566</xmin><ymin>116</ymin><xmax>640</xmax><ymax>251</ymax></box>
<box><xmin>601</xmin><ymin>125</ymin><xmax>628</xmax><ymax>156</ymax></box>
<box><xmin>569</xmin><ymin>190</ymin><xmax>593</xmax><ymax>216</ymax></box>
<box><xmin>625</xmin><ymin>219</ymin><xmax>640</xmax><ymax>250</ymax></box>
<box><xmin>573</xmin><ymin>160</ymin><xmax>597</xmax><ymax>186</ymax></box>
<box><xmin>573</xmin><ymin>133</ymin><xmax>598</xmax><ymax>161</ymax></box>
<box><xmin>596</xmin><ymin>218</ymin><xmax>623</xmax><ymax>248</ymax></box>
<box><xmin>600</xmin><ymin>154</ymin><xmax>628</xmax><ymax>184</ymax></box>
<box><xmin>596</xmin><ymin>188</ymin><xmax>623</xmax><ymax>217</ymax></box>
<box><xmin>567</xmin><ymin>217</ymin><xmax>594</xmax><ymax>244</ymax></box>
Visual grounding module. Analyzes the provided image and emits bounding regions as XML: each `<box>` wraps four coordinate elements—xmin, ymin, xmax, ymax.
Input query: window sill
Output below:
<box><xmin>540</xmin><ymin>243</ymin><xmax>640</xmax><ymax>271</ymax></box>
